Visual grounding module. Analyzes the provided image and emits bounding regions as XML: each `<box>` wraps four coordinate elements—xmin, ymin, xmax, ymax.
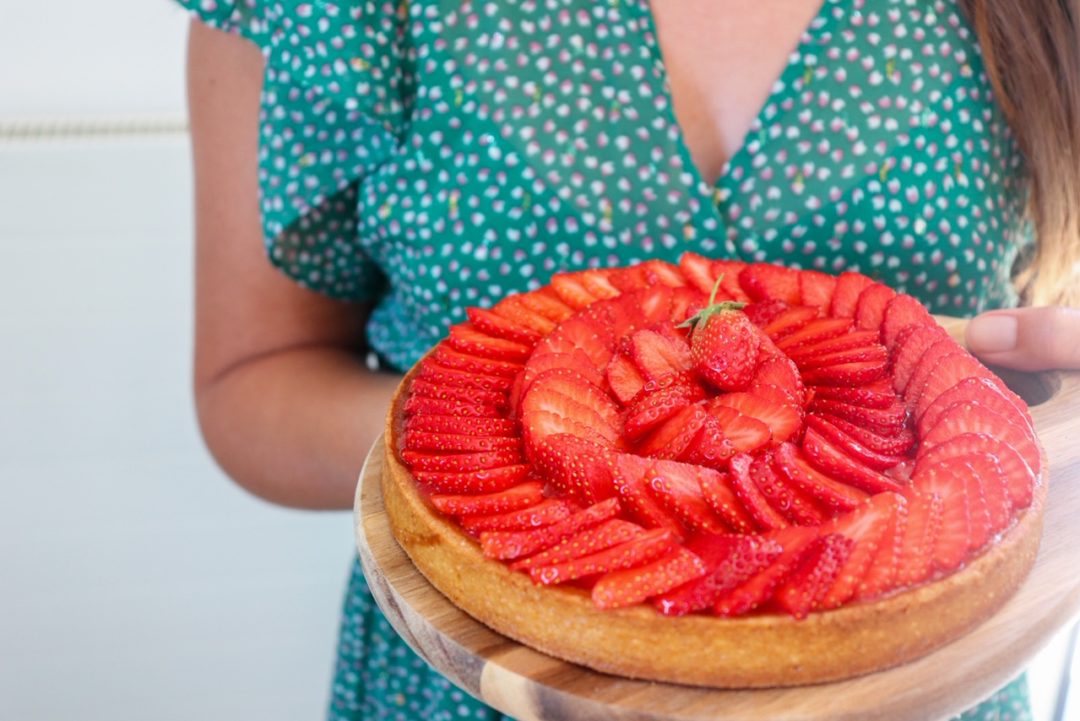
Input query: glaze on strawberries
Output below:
<box><xmin>396</xmin><ymin>254</ymin><xmax>1042</xmax><ymax>621</ymax></box>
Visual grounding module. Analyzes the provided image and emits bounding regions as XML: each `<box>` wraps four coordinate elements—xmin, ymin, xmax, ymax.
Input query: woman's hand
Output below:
<box><xmin>965</xmin><ymin>306</ymin><xmax>1080</xmax><ymax>372</ymax></box>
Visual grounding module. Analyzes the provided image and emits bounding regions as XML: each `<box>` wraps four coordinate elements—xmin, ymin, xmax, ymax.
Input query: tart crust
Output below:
<box><xmin>381</xmin><ymin>374</ymin><xmax>1047</xmax><ymax>689</ymax></box>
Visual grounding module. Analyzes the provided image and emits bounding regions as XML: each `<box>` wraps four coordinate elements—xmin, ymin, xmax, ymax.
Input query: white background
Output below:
<box><xmin>0</xmin><ymin>1</ymin><xmax>1075</xmax><ymax>720</ymax></box>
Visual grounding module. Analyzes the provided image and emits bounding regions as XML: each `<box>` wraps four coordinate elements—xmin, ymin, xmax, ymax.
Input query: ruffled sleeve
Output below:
<box><xmin>178</xmin><ymin>0</ymin><xmax>412</xmax><ymax>301</ymax></box>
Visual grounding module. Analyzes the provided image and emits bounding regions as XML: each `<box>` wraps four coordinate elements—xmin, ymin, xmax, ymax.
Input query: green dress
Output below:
<box><xmin>178</xmin><ymin>0</ymin><xmax>1034</xmax><ymax>718</ymax></box>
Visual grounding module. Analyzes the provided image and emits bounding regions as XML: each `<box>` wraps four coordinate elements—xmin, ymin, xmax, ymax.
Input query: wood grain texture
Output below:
<box><xmin>355</xmin><ymin>321</ymin><xmax>1080</xmax><ymax>721</ymax></box>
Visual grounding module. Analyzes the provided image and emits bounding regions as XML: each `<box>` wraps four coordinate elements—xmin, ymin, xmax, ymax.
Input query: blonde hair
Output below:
<box><xmin>963</xmin><ymin>0</ymin><xmax>1080</xmax><ymax>306</ymax></box>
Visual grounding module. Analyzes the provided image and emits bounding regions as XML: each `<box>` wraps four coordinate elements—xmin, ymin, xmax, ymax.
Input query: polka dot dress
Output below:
<box><xmin>178</xmin><ymin>0</ymin><xmax>1032</xmax><ymax>719</ymax></box>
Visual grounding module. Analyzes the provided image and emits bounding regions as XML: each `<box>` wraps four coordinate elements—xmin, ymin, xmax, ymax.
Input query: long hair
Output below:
<box><xmin>962</xmin><ymin>0</ymin><xmax>1080</xmax><ymax>306</ymax></box>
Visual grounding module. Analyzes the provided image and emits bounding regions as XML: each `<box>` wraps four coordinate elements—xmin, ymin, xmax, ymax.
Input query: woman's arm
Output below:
<box><xmin>187</xmin><ymin>20</ymin><xmax>399</xmax><ymax>510</ymax></box>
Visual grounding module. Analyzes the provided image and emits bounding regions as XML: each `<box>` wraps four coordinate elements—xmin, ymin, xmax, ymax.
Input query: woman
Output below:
<box><xmin>180</xmin><ymin>0</ymin><xmax>1080</xmax><ymax>718</ymax></box>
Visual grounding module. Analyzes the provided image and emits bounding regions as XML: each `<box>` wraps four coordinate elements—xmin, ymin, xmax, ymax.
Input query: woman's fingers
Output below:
<box><xmin>965</xmin><ymin>306</ymin><xmax>1080</xmax><ymax>371</ymax></box>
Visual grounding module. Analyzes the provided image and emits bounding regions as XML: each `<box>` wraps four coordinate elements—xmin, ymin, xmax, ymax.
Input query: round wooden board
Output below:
<box><xmin>355</xmin><ymin>344</ymin><xmax>1080</xmax><ymax>721</ymax></box>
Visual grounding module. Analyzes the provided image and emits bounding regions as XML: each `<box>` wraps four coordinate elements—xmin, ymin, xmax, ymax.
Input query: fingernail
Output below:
<box><xmin>966</xmin><ymin>314</ymin><xmax>1018</xmax><ymax>353</ymax></box>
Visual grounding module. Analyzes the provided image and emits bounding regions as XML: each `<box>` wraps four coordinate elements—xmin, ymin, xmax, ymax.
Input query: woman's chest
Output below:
<box><xmin>358</xmin><ymin>0</ymin><xmax>1026</xmax><ymax>318</ymax></box>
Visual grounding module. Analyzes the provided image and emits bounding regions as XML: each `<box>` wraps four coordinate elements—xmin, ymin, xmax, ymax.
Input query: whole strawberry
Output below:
<box><xmin>680</xmin><ymin>280</ymin><xmax>761</xmax><ymax>391</ymax></box>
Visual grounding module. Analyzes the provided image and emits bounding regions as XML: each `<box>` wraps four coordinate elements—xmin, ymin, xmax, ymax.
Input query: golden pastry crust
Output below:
<box><xmin>382</xmin><ymin>375</ymin><xmax>1047</xmax><ymax>688</ymax></box>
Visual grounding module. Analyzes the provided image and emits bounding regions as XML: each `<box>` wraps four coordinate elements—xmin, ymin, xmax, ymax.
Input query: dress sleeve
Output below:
<box><xmin>178</xmin><ymin>0</ymin><xmax>412</xmax><ymax>301</ymax></box>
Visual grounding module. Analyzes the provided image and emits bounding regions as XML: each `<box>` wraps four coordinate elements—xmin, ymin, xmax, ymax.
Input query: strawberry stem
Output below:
<box><xmin>678</xmin><ymin>276</ymin><xmax>746</xmax><ymax>330</ymax></box>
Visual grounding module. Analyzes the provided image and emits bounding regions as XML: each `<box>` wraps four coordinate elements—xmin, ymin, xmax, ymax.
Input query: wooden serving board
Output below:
<box><xmin>355</xmin><ymin>320</ymin><xmax>1080</xmax><ymax>721</ymax></box>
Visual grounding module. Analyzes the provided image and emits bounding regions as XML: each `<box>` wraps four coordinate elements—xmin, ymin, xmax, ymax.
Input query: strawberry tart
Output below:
<box><xmin>381</xmin><ymin>253</ymin><xmax>1046</xmax><ymax>688</ymax></box>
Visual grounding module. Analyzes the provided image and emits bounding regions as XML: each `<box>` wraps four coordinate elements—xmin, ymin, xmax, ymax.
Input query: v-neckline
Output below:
<box><xmin>632</xmin><ymin>0</ymin><xmax>837</xmax><ymax>194</ymax></box>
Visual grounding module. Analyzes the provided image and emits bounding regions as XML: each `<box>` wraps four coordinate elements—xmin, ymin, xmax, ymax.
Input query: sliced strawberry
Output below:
<box><xmin>775</xmin><ymin>317</ymin><xmax>853</xmax><ymax>353</ymax></box>
<box><xmin>801</xmin><ymin>358</ymin><xmax>888</xmax><ymax>387</ymax></box>
<box><xmin>592</xmin><ymin>547</ymin><xmax>707</xmax><ymax>609</ymax></box>
<box><xmin>679</xmin><ymin>251</ymin><xmax>725</xmax><ymax>295</ymax></box>
<box><xmin>880</xmin><ymin>294</ymin><xmax>934</xmax><ymax>350</ymax></box>
<box><xmin>751</xmin><ymin>453</ymin><xmax>826</xmax><ymax>526</ymax></box>
<box><xmin>728</xmin><ymin>454</ymin><xmax>789</xmax><ymax>530</ymax></box>
<box><xmin>773</xmin><ymin>442</ymin><xmax>870</xmax><ymax>513</ymax></box>
<box><xmin>535</xmin><ymin>314</ymin><xmax>615</xmax><ymax>370</ymax></box>
<box><xmin>853</xmin><ymin>282</ymin><xmax>897</xmax><ymax>332</ymax></box>
<box><xmin>624</xmin><ymin>379</ymin><xmax>705</xmax><ymax>440</ymax></box>
<box><xmin>911</xmin><ymin>458</ymin><xmax>973</xmax><ymax>572</ymax></box>
<box><xmin>913</xmin><ymin>431</ymin><xmax>1035</xmax><ymax>510</ymax></box>
<box><xmin>804</xmin><ymin>415</ymin><xmax>907</xmax><ymax>471</ymax></box>
<box><xmin>919</xmin><ymin>401</ymin><xmax>1041</xmax><ymax>476</ymax></box>
<box><xmin>413</xmin><ymin>464</ymin><xmax>531</xmax><ymax>494</ymax></box>
<box><xmin>479</xmin><ymin>497</ymin><xmax>621</xmax><ymax>559</ymax></box>
<box><xmin>896</xmin><ymin>490</ymin><xmax>944</xmax><ymax>587</ymax></box>
<box><xmin>492</xmin><ymin>294</ymin><xmax>557</xmax><ymax>335</ymax></box>
<box><xmin>697</xmin><ymin>466</ymin><xmax>757</xmax><ymax>532</ymax></box>
<box><xmin>645</xmin><ymin>459</ymin><xmax>731</xmax><ymax>533</ymax></box>
<box><xmin>797</xmin><ymin>343</ymin><xmax>889</xmax><ymax>370</ymax></box>
<box><xmin>739</xmin><ymin>263</ymin><xmax>802</xmax><ymax>304</ymax></box>
<box><xmin>523</xmin><ymin>409</ymin><xmax>618</xmax><ymax>453</ymax></box>
<box><xmin>432</xmin><ymin>345</ymin><xmax>524</xmax><ymax>378</ymax></box>
<box><xmin>899</xmin><ymin>340</ymin><xmax>960</xmax><ymax>409</ymax></box>
<box><xmin>786</xmin><ymin>329</ymin><xmax>881</xmax><ymax>364</ymax></box>
<box><xmin>467</xmin><ymin>306</ymin><xmax>543</xmax><ymax>345</ymax></box>
<box><xmin>760</xmin><ymin>305</ymin><xmax>819</xmax><ymax>340</ymax></box>
<box><xmin>809</xmin><ymin>396</ymin><xmax>910</xmax><ymax>437</ymax></box>
<box><xmin>529</xmin><ymin>528</ymin><xmax>679</xmax><ymax>585</ymax></box>
<box><xmin>417</xmin><ymin>361</ymin><xmax>518</xmax><ymax>393</ymax></box>
<box><xmin>807</xmin><ymin>379</ymin><xmax>897</xmax><ymax>410</ymax></box>
<box><xmin>798</xmin><ymin>269</ymin><xmax>838</xmax><ymax>309</ymax></box>
<box><xmin>713</xmin><ymin>525</ymin><xmax>819</xmax><ymax>616</ymax></box>
<box><xmin>639</xmin><ymin>259</ymin><xmax>689</xmax><ymax>288</ymax></box>
<box><xmin>611</xmin><ymin>454</ymin><xmax>685</xmax><ymax>535</ymax></box>
<box><xmin>548</xmin><ymin>273</ymin><xmax>598</xmax><ymax>309</ymax></box>
<box><xmin>856</xmin><ymin>497</ymin><xmax>908</xmax><ymax>600</ymax></box>
<box><xmin>710</xmin><ymin>391</ymin><xmax>801</xmax><ymax>444</ymax></box>
<box><xmin>520</xmin><ymin>287</ymin><xmax>576</xmax><ymax>322</ymax></box>
<box><xmin>521</xmin><ymin>349</ymin><xmax>607</xmax><ymax>396</ymax></box>
<box><xmin>404</xmin><ymin>430</ymin><xmax>520</xmax><ymax>454</ymax></box>
<box><xmin>509</xmin><ymin>519</ymin><xmax>644</xmax><ymax>571</ymax></box>
<box><xmin>654</xmin><ymin>534</ymin><xmax>782</xmax><ymax>616</ymax></box>
<box><xmin>828</xmin><ymin>271</ymin><xmax>876</xmax><ymax>317</ymax></box>
<box><xmin>405</xmin><ymin>414</ymin><xmax>517</xmax><ymax>437</ymax></box>
<box><xmin>965</xmin><ymin>453</ymin><xmax>1012</xmax><ymax>539</ymax></box>
<box><xmin>532</xmin><ymin>434</ymin><xmax>618</xmax><ymax>505</ymax></box>
<box><xmin>409</xmin><ymin>378</ymin><xmax>508</xmax><ymax>409</ymax></box>
<box><xmin>920</xmin><ymin>375</ymin><xmax>1028</xmax><ymax>436</ymax></box>
<box><xmin>605</xmin><ymin>353</ymin><xmax>646</xmax><ymax>405</ymax></box>
<box><xmin>774</xmin><ymin>533</ymin><xmax>853</xmax><ymax>619</ymax></box>
<box><xmin>637</xmin><ymin>403</ymin><xmax>708</xmax><ymax>459</ymax></box>
<box><xmin>814</xmin><ymin>412</ymin><xmax>915</xmax><ymax>456</ymax></box>
<box><xmin>801</xmin><ymin>427</ymin><xmax>905</xmax><ymax>494</ymax></box>
<box><xmin>703</xmin><ymin>403</ymin><xmax>772</xmax><ymax>455</ymax></box>
<box><xmin>460</xmin><ymin>498</ymin><xmax>575</xmax><ymax>535</ymax></box>
<box><xmin>630</xmin><ymin>326</ymin><xmax>693</xmax><ymax>382</ymax></box>
<box><xmin>448</xmin><ymin>323</ymin><xmax>533</xmax><ymax>362</ymax></box>
<box><xmin>669</xmin><ymin>286</ymin><xmax>707</xmax><ymax>323</ymax></box>
<box><xmin>579</xmin><ymin>269</ymin><xmax>622</xmax><ymax>300</ymax></box>
<box><xmin>711</xmin><ymin>259</ymin><xmax>751</xmax><ymax>300</ymax></box>
<box><xmin>522</xmin><ymin>368</ymin><xmax>622</xmax><ymax>442</ymax></box>
<box><xmin>749</xmin><ymin>353</ymin><xmax>805</xmax><ymax>405</ymax></box>
<box><xmin>429</xmin><ymin>482</ymin><xmax>544</xmax><ymax>517</ymax></box>
<box><xmin>889</xmin><ymin>324</ymin><xmax>951</xmax><ymax>393</ymax></box>
<box><xmin>403</xmin><ymin>395</ymin><xmax>504</xmax><ymax>419</ymax></box>
<box><xmin>819</xmin><ymin>492</ymin><xmax>904</xmax><ymax>608</ymax></box>
<box><xmin>903</xmin><ymin>347</ymin><xmax>977</xmax><ymax>411</ymax></box>
<box><xmin>401</xmin><ymin>448</ymin><xmax>523</xmax><ymax>474</ymax></box>
<box><xmin>683</xmin><ymin>410</ymin><xmax>738</xmax><ymax>468</ymax></box>
<box><xmin>742</xmin><ymin>299</ymin><xmax>790</xmax><ymax>327</ymax></box>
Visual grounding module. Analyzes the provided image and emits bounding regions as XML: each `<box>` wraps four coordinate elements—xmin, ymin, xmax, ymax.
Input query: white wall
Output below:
<box><xmin>0</xmin><ymin>3</ymin><xmax>360</xmax><ymax>720</ymax></box>
<box><xmin>0</xmin><ymin>0</ymin><xmax>190</xmax><ymax>119</ymax></box>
